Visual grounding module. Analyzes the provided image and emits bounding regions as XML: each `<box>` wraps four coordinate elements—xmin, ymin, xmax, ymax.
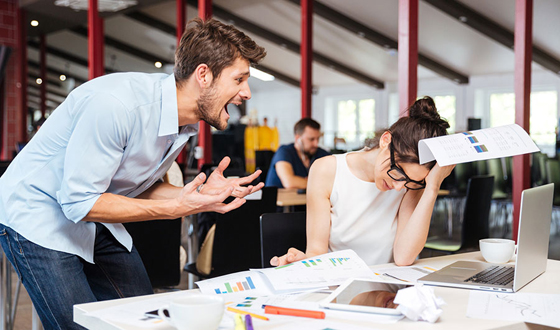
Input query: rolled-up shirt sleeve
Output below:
<box><xmin>56</xmin><ymin>92</ymin><xmax>131</xmax><ymax>223</ymax></box>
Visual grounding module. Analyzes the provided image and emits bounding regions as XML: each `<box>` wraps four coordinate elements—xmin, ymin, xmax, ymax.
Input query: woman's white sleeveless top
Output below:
<box><xmin>329</xmin><ymin>153</ymin><xmax>406</xmax><ymax>265</ymax></box>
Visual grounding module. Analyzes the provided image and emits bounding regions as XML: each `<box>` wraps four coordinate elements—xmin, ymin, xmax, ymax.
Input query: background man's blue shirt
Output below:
<box><xmin>0</xmin><ymin>72</ymin><xmax>197</xmax><ymax>263</ymax></box>
<box><xmin>265</xmin><ymin>143</ymin><xmax>330</xmax><ymax>188</ymax></box>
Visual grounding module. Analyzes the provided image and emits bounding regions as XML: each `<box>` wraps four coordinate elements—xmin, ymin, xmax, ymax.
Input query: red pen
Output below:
<box><xmin>264</xmin><ymin>305</ymin><xmax>326</xmax><ymax>319</ymax></box>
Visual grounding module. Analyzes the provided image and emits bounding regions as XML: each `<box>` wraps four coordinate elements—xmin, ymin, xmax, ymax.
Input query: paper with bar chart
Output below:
<box><xmin>195</xmin><ymin>271</ymin><xmax>274</xmax><ymax>298</ymax></box>
<box><xmin>418</xmin><ymin>124</ymin><xmax>539</xmax><ymax>166</ymax></box>
<box><xmin>256</xmin><ymin>250</ymin><xmax>375</xmax><ymax>292</ymax></box>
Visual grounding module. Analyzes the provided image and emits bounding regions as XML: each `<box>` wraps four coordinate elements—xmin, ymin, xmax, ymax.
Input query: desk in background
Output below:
<box><xmin>74</xmin><ymin>252</ymin><xmax>560</xmax><ymax>330</ymax></box>
<box><xmin>276</xmin><ymin>188</ymin><xmax>306</xmax><ymax>212</ymax></box>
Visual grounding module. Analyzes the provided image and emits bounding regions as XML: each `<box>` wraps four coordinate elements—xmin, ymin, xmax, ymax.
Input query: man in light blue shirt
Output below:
<box><xmin>0</xmin><ymin>18</ymin><xmax>266</xmax><ymax>329</ymax></box>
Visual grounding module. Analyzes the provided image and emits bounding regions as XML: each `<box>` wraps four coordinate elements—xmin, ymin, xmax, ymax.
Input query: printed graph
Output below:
<box><xmin>329</xmin><ymin>257</ymin><xmax>350</xmax><ymax>266</ymax></box>
<box><xmin>214</xmin><ymin>276</ymin><xmax>257</xmax><ymax>294</ymax></box>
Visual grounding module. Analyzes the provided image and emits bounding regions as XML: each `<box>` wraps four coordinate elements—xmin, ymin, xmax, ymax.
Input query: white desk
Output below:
<box><xmin>74</xmin><ymin>252</ymin><xmax>560</xmax><ymax>330</ymax></box>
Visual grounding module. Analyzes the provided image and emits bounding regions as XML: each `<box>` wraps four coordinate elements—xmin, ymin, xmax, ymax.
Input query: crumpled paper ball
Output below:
<box><xmin>394</xmin><ymin>283</ymin><xmax>445</xmax><ymax>323</ymax></box>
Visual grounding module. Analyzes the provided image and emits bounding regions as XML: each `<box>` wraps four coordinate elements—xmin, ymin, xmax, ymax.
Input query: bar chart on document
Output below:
<box><xmin>418</xmin><ymin>124</ymin><xmax>539</xmax><ymax>166</ymax></box>
<box><xmin>196</xmin><ymin>271</ymin><xmax>275</xmax><ymax>297</ymax></box>
<box><xmin>260</xmin><ymin>250</ymin><xmax>374</xmax><ymax>292</ymax></box>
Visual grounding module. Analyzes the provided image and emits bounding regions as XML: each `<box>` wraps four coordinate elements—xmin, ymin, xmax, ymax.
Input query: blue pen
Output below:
<box><xmin>245</xmin><ymin>314</ymin><xmax>254</xmax><ymax>330</ymax></box>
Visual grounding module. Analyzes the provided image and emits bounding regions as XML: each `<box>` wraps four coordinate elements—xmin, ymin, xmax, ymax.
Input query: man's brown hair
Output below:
<box><xmin>174</xmin><ymin>18</ymin><xmax>266</xmax><ymax>86</ymax></box>
<box><xmin>294</xmin><ymin>118</ymin><xmax>321</xmax><ymax>136</ymax></box>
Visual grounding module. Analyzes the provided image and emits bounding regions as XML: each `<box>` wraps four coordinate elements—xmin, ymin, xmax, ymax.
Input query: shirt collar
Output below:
<box><xmin>159</xmin><ymin>74</ymin><xmax>179</xmax><ymax>137</ymax></box>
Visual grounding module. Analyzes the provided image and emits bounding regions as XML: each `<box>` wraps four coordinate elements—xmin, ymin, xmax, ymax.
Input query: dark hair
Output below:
<box><xmin>174</xmin><ymin>18</ymin><xmax>267</xmax><ymax>87</ymax></box>
<box><xmin>294</xmin><ymin>118</ymin><xmax>321</xmax><ymax>135</ymax></box>
<box><xmin>366</xmin><ymin>96</ymin><xmax>449</xmax><ymax>169</ymax></box>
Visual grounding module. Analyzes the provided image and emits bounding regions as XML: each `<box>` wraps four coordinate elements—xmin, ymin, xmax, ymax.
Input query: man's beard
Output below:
<box><xmin>196</xmin><ymin>86</ymin><xmax>228</xmax><ymax>131</ymax></box>
<box><xmin>302</xmin><ymin>148</ymin><xmax>317</xmax><ymax>159</ymax></box>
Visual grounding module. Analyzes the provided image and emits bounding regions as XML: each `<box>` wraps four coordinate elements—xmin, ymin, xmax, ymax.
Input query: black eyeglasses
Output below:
<box><xmin>387</xmin><ymin>142</ymin><xmax>426</xmax><ymax>190</ymax></box>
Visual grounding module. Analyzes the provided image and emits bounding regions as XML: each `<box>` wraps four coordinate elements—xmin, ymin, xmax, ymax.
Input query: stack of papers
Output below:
<box><xmin>196</xmin><ymin>250</ymin><xmax>374</xmax><ymax>298</ymax></box>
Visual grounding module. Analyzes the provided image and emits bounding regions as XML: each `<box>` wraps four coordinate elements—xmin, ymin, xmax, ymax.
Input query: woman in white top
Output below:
<box><xmin>271</xmin><ymin>97</ymin><xmax>454</xmax><ymax>266</ymax></box>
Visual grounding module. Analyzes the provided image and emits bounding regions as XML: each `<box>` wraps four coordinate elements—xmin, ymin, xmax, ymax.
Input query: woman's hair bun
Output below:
<box><xmin>408</xmin><ymin>96</ymin><xmax>450</xmax><ymax>130</ymax></box>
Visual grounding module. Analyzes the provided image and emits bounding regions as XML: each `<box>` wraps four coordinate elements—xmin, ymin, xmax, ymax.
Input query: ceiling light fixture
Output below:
<box><xmin>60</xmin><ymin>74</ymin><xmax>67</xmax><ymax>81</ymax></box>
<box><xmin>250</xmin><ymin>67</ymin><xmax>275</xmax><ymax>82</ymax></box>
<box><xmin>154</xmin><ymin>61</ymin><xmax>162</xmax><ymax>68</ymax></box>
<box><xmin>30</xmin><ymin>20</ymin><xmax>39</xmax><ymax>27</ymax></box>
<box><xmin>36</xmin><ymin>78</ymin><xmax>42</xmax><ymax>85</ymax></box>
<box><xmin>54</xmin><ymin>0</ymin><xmax>138</xmax><ymax>12</ymax></box>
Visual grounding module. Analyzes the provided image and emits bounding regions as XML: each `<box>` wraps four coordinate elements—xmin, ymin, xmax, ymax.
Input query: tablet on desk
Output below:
<box><xmin>319</xmin><ymin>278</ymin><xmax>409</xmax><ymax>315</ymax></box>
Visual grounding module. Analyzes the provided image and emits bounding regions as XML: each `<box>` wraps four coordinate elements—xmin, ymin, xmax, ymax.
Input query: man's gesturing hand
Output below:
<box><xmin>199</xmin><ymin>156</ymin><xmax>265</xmax><ymax>198</ymax></box>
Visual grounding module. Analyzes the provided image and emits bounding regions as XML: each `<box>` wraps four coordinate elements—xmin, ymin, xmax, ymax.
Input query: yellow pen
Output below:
<box><xmin>234</xmin><ymin>313</ymin><xmax>246</xmax><ymax>330</ymax></box>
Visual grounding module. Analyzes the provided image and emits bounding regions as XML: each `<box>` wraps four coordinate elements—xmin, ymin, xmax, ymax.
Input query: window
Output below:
<box><xmin>433</xmin><ymin>95</ymin><xmax>456</xmax><ymax>133</ymax></box>
<box><xmin>489</xmin><ymin>91</ymin><xmax>558</xmax><ymax>155</ymax></box>
<box><xmin>334</xmin><ymin>98</ymin><xmax>375</xmax><ymax>150</ymax></box>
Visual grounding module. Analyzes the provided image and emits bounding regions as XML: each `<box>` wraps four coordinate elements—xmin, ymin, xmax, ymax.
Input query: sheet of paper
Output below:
<box><xmin>272</xmin><ymin>319</ymin><xmax>383</xmax><ymax>330</ymax></box>
<box><xmin>418</xmin><ymin>124</ymin><xmax>539</xmax><ymax>166</ymax></box>
<box><xmin>256</xmin><ymin>250</ymin><xmax>375</xmax><ymax>292</ymax></box>
<box><xmin>466</xmin><ymin>291</ymin><xmax>560</xmax><ymax>328</ymax></box>
<box><xmin>230</xmin><ymin>291</ymin><xmax>322</xmax><ymax>312</ymax></box>
<box><xmin>372</xmin><ymin>265</ymin><xmax>437</xmax><ymax>283</ymax></box>
<box><xmin>196</xmin><ymin>270</ymin><xmax>275</xmax><ymax>298</ymax></box>
<box><xmin>85</xmin><ymin>291</ymin><xmax>192</xmax><ymax>328</ymax></box>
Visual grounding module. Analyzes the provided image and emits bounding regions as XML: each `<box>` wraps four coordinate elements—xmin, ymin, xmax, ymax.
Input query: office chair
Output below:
<box><xmin>424</xmin><ymin>175</ymin><xmax>494</xmax><ymax>254</ymax></box>
<box><xmin>260</xmin><ymin>212</ymin><xmax>307</xmax><ymax>268</ymax></box>
<box><xmin>124</xmin><ymin>218</ymin><xmax>182</xmax><ymax>289</ymax></box>
<box><xmin>185</xmin><ymin>187</ymin><xmax>278</xmax><ymax>278</ymax></box>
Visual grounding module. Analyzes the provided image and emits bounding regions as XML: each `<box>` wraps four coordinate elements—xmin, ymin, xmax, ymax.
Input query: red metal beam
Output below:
<box><xmin>39</xmin><ymin>34</ymin><xmax>47</xmax><ymax>119</ymax></box>
<box><xmin>198</xmin><ymin>0</ymin><xmax>212</xmax><ymax>20</ymax></box>
<box><xmin>301</xmin><ymin>0</ymin><xmax>312</xmax><ymax>118</ymax></box>
<box><xmin>88</xmin><ymin>0</ymin><xmax>104</xmax><ymax>80</ymax></box>
<box><xmin>18</xmin><ymin>8</ymin><xmax>28</xmax><ymax>142</ymax></box>
<box><xmin>175</xmin><ymin>0</ymin><xmax>188</xmax><ymax>165</ymax></box>
<box><xmin>177</xmin><ymin>0</ymin><xmax>187</xmax><ymax>44</ymax></box>
<box><xmin>198</xmin><ymin>0</ymin><xmax>212</xmax><ymax>169</ymax></box>
<box><xmin>398</xmin><ymin>0</ymin><xmax>418</xmax><ymax>116</ymax></box>
<box><xmin>512</xmin><ymin>0</ymin><xmax>533</xmax><ymax>242</ymax></box>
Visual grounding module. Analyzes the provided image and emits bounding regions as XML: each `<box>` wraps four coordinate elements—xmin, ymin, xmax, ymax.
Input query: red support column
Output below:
<box><xmin>398</xmin><ymin>0</ymin><xmax>418</xmax><ymax>116</ymax></box>
<box><xmin>175</xmin><ymin>0</ymin><xmax>188</xmax><ymax>165</ymax></box>
<box><xmin>177</xmin><ymin>0</ymin><xmax>187</xmax><ymax>44</ymax></box>
<box><xmin>88</xmin><ymin>0</ymin><xmax>104</xmax><ymax>80</ymax></box>
<box><xmin>197</xmin><ymin>0</ymin><xmax>212</xmax><ymax>169</ymax></box>
<box><xmin>301</xmin><ymin>0</ymin><xmax>313</xmax><ymax>118</ymax></box>
<box><xmin>0</xmin><ymin>0</ymin><xmax>26</xmax><ymax>160</ymax></box>
<box><xmin>512</xmin><ymin>0</ymin><xmax>533</xmax><ymax>242</ymax></box>
<box><xmin>39</xmin><ymin>34</ymin><xmax>47</xmax><ymax>118</ymax></box>
<box><xmin>18</xmin><ymin>7</ymin><xmax>27</xmax><ymax>143</ymax></box>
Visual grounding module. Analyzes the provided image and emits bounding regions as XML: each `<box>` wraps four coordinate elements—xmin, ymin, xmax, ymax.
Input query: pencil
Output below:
<box><xmin>227</xmin><ymin>306</ymin><xmax>269</xmax><ymax>321</ymax></box>
<box><xmin>382</xmin><ymin>273</ymin><xmax>410</xmax><ymax>282</ymax></box>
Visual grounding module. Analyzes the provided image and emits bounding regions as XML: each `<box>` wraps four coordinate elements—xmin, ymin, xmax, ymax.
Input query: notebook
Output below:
<box><xmin>418</xmin><ymin>183</ymin><xmax>553</xmax><ymax>293</ymax></box>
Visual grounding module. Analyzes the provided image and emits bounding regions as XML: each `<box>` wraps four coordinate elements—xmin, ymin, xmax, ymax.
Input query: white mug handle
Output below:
<box><xmin>158</xmin><ymin>305</ymin><xmax>173</xmax><ymax>326</ymax></box>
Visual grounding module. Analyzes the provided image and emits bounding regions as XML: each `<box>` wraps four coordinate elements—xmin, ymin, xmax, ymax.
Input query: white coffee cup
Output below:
<box><xmin>158</xmin><ymin>295</ymin><xmax>224</xmax><ymax>330</ymax></box>
<box><xmin>479</xmin><ymin>238</ymin><xmax>517</xmax><ymax>264</ymax></box>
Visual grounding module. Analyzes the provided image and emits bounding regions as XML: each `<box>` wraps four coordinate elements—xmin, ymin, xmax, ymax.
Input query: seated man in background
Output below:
<box><xmin>265</xmin><ymin>118</ymin><xmax>330</xmax><ymax>189</ymax></box>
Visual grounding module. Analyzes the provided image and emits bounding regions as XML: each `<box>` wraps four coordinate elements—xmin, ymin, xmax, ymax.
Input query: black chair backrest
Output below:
<box><xmin>210</xmin><ymin>187</ymin><xmax>278</xmax><ymax>276</ymax></box>
<box><xmin>461</xmin><ymin>175</ymin><xmax>494</xmax><ymax>250</ymax></box>
<box><xmin>124</xmin><ymin>218</ymin><xmax>182</xmax><ymax>288</ymax></box>
<box><xmin>260</xmin><ymin>212</ymin><xmax>306</xmax><ymax>268</ymax></box>
<box><xmin>255</xmin><ymin>150</ymin><xmax>275</xmax><ymax>183</ymax></box>
<box><xmin>0</xmin><ymin>161</ymin><xmax>10</xmax><ymax>177</ymax></box>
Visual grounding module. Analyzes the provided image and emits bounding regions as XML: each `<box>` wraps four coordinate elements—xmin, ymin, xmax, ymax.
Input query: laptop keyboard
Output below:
<box><xmin>464</xmin><ymin>265</ymin><xmax>514</xmax><ymax>286</ymax></box>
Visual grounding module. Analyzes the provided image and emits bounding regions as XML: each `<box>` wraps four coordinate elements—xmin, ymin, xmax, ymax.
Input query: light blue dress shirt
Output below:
<box><xmin>0</xmin><ymin>73</ymin><xmax>198</xmax><ymax>263</ymax></box>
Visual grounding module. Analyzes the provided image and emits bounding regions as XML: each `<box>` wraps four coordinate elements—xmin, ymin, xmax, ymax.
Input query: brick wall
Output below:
<box><xmin>0</xmin><ymin>0</ymin><xmax>25</xmax><ymax>160</ymax></box>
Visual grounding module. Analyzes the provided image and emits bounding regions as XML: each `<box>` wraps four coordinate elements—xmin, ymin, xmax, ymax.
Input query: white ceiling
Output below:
<box><xmin>23</xmin><ymin>0</ymin><xmax>560</xmax><ymax>103</ymax></box>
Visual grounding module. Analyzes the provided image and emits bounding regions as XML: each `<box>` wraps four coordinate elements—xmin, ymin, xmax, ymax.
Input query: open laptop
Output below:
<box><xmin>418</xmin><ymin>183</ymin><xmax>553</xmax><ymax>293</ymax></box>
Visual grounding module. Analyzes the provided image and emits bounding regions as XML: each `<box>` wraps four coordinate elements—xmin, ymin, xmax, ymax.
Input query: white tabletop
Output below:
<box><xmin>74</xmin><ymin>252</ymin><xmax>560</xmax><ymax>330</ymax></box>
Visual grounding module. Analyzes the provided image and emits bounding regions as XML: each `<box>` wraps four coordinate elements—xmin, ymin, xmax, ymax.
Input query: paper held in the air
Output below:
<box><xmin>418</xmin><ymin>124</ymin><xmax>539</xmax><ymax>166</ymax></box>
